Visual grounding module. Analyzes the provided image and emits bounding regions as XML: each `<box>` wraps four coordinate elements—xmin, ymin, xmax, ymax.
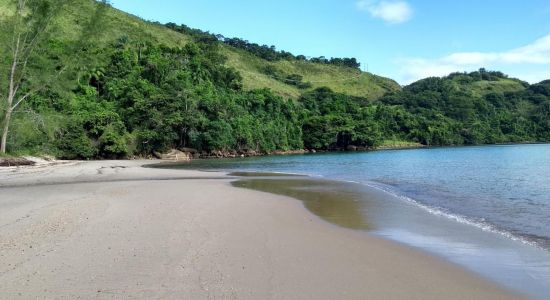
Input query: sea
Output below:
<box><xmin>160</xmin><ymin>144</ymin><xmax>550</xmax><ymax>298</ymax></box>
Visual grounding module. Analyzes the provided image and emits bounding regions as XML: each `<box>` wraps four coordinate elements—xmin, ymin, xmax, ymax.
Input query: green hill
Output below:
<box><xmin>447</xmin><ymin>71</ymin><xmax>528</xmax><ymax>97</ymax></box>
<box><xmin>0</xmin><ymin>0</ymin><xmax>533</xmax><ymax>102</ymax></box>
<box><xmin>1</xmin><ymin>0</ymin><xmax>549</xmax><ymax>158</ymax></box>
<box><xmin>377</xmin><ymin>70</ymin><xmax>549</xmax><ymax>145</ymax></box>
<box><xmin>222</xmin><ymin>47</ymin><xmax>399</xmax><ymax>99</ymax></box>
<box><xmin>2</xmin><ymin>0</ymin><xmax>398</xmax><ymax>100</ymax></box>
<box><xmin>15</xmin><ymin>0</ymin><xmax>529</xmax><ymax>101</ymax></box>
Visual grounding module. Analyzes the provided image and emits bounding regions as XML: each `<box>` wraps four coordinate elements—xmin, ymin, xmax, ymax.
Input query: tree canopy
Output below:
<box><xmin>2</xmin><ymin>1</ymin><xmax>549</xmax><ymax>158</ymax></box>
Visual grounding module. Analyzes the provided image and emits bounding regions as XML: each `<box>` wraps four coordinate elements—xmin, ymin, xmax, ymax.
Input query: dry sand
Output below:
<box><xmin>0</xmin><ymin>161</ymin><xmax>522</xmax><ymax>299</ymax></box>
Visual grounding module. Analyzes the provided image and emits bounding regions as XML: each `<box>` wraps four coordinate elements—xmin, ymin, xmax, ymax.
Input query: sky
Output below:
<box><xmin>110</xmin><ymin>0</ymin><xmax>550</xmax><ymax>85</ymax></box>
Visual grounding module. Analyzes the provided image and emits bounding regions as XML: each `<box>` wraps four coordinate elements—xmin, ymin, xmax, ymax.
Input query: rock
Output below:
<box><xmin>155</xmin><ymin>149</ymin><xmax>191</xmax><ymax>161</ymax></box>
<box><xmin>178</xmin><ymin>147</ymin><xmax>198</xmax><ymax>154</ymax></box>
<box><xmin>271</xmin><ymin>149</ymin><xmax>307</xmax><ymax>155</ymax></box>
<box><xmin>42</xmin><ymin>155</ymin><xmax>56</xmax><ymax>161</ymax></box>
<box><xmin>346</xmin><ymin>145</ymin><xmax>358</xmax><ymax>151</ymax></box>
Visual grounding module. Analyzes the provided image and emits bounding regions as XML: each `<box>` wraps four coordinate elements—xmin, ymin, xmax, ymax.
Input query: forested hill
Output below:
<box><xmin>378</xmin><ymin>71</ymin><xmax>550</xmax><ymax>146</ymax></box>
<box><xmin>1</xmin><ymin>0</ymin><xmax>549</xmax><ymax>159</ymax></box>
<box><xmin>161</xmin><ymin>23</ymin><xmax>401</xmax><ymax>99</ymax></box>
<box><xmin>0</xmin><ymin>0</ymin><xmax>399</xmax><ymax>100</ymax></box>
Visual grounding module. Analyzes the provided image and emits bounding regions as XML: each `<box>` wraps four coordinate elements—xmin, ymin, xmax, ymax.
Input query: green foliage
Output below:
<box><xmin>299</xmin><ymin>71</ymin><xmax>550</xmax><ymax>150</ymax></box>
<box><xmin>223</xmin><ymin>47</ymin><xmax>400</xmax><ymax>99</ymax></box>
<box><xmin>378</xmin><ymin>71</ymin><xmax>550</xmax><ymax>146</ymax></box>
<box><xmin>300</xmin><ymin>88</ymin><xmax>383</xmax><ymax>149</ymax></box>
<box><xmin>261</xmin><ymin>66</ymin><xmax>312</xmax><ymax>89</ymax></box>
<box><xmin>55</xmin><ymin>120</ymin><xmax>97</xmax><ymax>159</ymax></box>
<box><xmin>81</xmin><ymin>40</ymin><xmax>304</xmax><ymax>156</ymax></box>
<box><xmin>51</xmin><ymin>86</ymin><xmax>128</xmax><ymax>159</ymax></box>
<box><xmin>2</xmin><ymin>1</ymin><xmax>550</xmax><ymax>158</ymax></box>
<box><xmin>98</xmin><ymin>125</ymin><xmax>131</xmax><ymax>158</ymax></box>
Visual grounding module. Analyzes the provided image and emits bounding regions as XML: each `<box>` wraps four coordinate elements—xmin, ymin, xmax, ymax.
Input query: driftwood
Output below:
<box><xmin>0</xmin><ymin>157</ymin><xmax>35</xmax><ymax>167</ymax></box>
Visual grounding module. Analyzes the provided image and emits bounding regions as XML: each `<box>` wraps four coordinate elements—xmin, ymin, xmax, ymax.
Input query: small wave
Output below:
<box><xmin>367</xmin><ymin>181</ymin><xmax>544</xmax><ymax>249</ymax></box>
<box><xmin>339</xmin><ymin>179</ymin><xmax>544</xmax><ymax>250</ymax></box>
<box><xmin>242</xmin><ymin>170</ymin><xmax>546</xmax><ymax>250</ymax></box>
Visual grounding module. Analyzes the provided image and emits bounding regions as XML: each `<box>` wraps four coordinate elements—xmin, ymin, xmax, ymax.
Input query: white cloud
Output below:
<box><xmin>357</xmin><ymin>0</ymin><xmax>413</xmax><ymax>24</ymax></box>
<box><xmin>398</xmin><ymin>34</ymin><xmax>550</xmax><ymax>84</ymax></box>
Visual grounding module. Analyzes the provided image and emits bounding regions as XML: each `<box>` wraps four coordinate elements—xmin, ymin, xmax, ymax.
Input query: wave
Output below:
<box><xmin>355</xmin><ymin>179</ymin><xmax>545</xmax><ymax>250</ymax></box>
<box><xmin>237</xmin><ymin>169</ymin><xmax>546</xmax><ymax>251</ymax></box>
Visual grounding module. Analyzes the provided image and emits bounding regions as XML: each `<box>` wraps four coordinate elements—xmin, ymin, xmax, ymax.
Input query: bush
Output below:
<box><xmin>55</xmin><ymin>121</ymin><xmax>97</xmax><ymax>159</ymax></box>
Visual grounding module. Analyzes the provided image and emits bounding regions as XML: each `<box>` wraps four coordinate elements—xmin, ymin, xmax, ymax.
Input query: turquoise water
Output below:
<box><xmin>164</xmin><ymin>144</ymin><xmax>550</xmax><ymax>298</ymax></box>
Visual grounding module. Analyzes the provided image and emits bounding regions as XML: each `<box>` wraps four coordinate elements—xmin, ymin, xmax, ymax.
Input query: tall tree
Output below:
<box><xmin>0</xmin><ymin>0</ymin><xmax>108</xmax><ymax>154</ymax></box>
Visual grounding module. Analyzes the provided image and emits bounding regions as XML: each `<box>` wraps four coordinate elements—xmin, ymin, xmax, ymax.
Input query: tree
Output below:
<box><xmin>0</xmin><ymin>0</ymin><xmax>108</xmax><ymax>154</ymax></box>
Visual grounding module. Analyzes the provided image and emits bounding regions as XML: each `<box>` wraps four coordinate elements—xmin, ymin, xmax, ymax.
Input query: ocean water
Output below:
<box><xmin>162</xmin><ymin>144</ymin><xmax>550</xmax><ymax>298</ymax></box>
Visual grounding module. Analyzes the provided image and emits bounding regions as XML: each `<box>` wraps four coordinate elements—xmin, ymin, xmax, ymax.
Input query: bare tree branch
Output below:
<box><xmin>11</xmin><ymin>91</ymin><xmax>33</xmax><ymax>111</ymax></box>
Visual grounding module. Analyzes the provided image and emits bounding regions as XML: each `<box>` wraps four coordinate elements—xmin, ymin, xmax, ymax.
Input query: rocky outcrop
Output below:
<box><xmin>376</xmin><ymin>143</ymin><xmax>424</xmax><ymax>150</ymax></box>
<box><xmin>270</xmin><ymin>149</ymin><xmax>308</xmax><ymax>155</ymax></box>
<box><xmin>153</xmin><ymin>149</ymin><xmax>192</xmax><ymax>161</ymax></box>
<box><xmin>346</xmin><ymin>145</ymin><xmax>369</xmax><ymax>151</ymax></box>
<box><xmin>194</xmin><ymin>149</ymin><xmax>311</xmax><ymax>159</ymax></box>
<box><xmin>151</xmin><ymin>148</ymin><xmax>315</xmax><ymax>161</ymax></box>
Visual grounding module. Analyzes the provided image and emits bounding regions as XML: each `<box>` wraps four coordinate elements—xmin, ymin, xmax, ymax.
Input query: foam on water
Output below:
<box><xmin>281</xmin><ymin>172</ymin><xmax>544</xmax><ymax>249</ymax></box>
<box><xmin>361</xmin><ymin>180</ymin><xmax>544</xmax><ymax>250</ymax></box>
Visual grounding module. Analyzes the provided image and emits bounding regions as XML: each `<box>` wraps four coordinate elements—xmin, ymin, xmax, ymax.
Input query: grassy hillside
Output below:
<box><xmin>48</xmin><ymin>1</ymin><xmax>190</xmax><ymax>46</ymax></box>
<box><xmin>450</xmin><ymin>76</ymin><xmax>528</xmax><ymax>98</ymax></box>
<box><xmin>0</xmin><ymin>0</ymin><xmax>399</xmax><ymax>100</ymax></box>
<box><xmin>222</xmin><ymin>47</ymin><xmax>399</xmax><ymax>99</ymax></box>
<box><xmin>399</xmin><ymin>70</ymin><xmax>530</xmax><ymax>101</ymax></box>
<box><xmin>468</xmin><ymin>78</ymin><xmax>527</xmax><ymax>95</ymax></box>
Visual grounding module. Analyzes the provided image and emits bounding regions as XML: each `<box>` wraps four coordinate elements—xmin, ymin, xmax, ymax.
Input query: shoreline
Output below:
<box><xmin>0</xmin><ymin>161</ymin><xmax>522</xmax><ymax>299</ymax></box>
<box><xmin>2</xmin><ymin>141</ymin><xmax>549</xmax><ymax>168</ymax></box>
<box><xmin>232</xmin><ymin>173</ymin><xmax>550</xmax><ymax>298</ymax></box>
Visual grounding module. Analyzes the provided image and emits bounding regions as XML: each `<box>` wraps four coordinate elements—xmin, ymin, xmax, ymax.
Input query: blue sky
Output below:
<box><xmin>111</xmin><ymin>0</ymin><xmax>550</xmax><ymax>84</ymax></box>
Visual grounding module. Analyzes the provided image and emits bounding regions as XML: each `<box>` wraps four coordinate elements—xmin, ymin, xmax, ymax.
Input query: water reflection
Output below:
<box><xmin>232</xmin><ymin>178</ymin><xmax>372</xmax><ymax>230</ymax></box>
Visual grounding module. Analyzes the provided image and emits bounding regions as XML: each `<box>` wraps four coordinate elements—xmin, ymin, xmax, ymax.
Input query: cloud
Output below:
<box><xmin>398</xmin><ymin>34</ymin><xmax>550</xmax><ymax>84</ymax></box>
<box><xmin>357</xmin><ymin>0</ymin><xmax>413</xmax><ymax>24</ymax></box>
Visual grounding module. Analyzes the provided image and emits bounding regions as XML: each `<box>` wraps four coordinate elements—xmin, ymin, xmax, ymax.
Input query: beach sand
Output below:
<box><xmin>0</xmin><ymin>161</ymin><xmax>522</xmax><ymax>299</ymax></box>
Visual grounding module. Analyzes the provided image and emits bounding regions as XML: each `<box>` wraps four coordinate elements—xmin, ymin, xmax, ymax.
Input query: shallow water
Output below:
<box><xmin>232</xmin><ymin>178</ymin><xmax>371</xmax><ymax>230</ymax></box>
<box><xmin>162</xmin><ymin>144</ymin><xmax>550</xmax><ymax>298</ymax></box>
<box><xmin>166</xmin><ymin>144</ymin><xmax>550</xmax><ymax>250</ymax></box>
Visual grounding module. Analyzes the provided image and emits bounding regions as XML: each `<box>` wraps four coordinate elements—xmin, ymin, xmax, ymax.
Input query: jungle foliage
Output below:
<box><xmin>2</xmin><ymin>1</ymin><xmax>550</xmax><ymax>158</ymax></box>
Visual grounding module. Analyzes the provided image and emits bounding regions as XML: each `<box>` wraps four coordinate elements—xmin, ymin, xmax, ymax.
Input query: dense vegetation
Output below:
<box><xmin>379</xmin><ymin>72</ymin><xmax>550</xmax><ymax>145</ymax></box>
<box><xmin>297</xmin><ymin>71</ymin><xmax>550</xmax><ymax>150</ymax></box>
<box><xmin>14</xmin><ymin>39</ymin><xmax>303</xmax><ymax>158</ymax></box>
<box><xmin>1</xmin><ymin>0</ymin><xmax>549</xmax><ymax>159</ymax></box>
<box><xmin>161</xmin><ymin>20</ymin><xmax>393</xmax><ymax>100</ymax></box>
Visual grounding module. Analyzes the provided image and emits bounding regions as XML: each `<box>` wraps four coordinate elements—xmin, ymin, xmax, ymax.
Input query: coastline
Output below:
<box><xmin>0</xmin><ymin>161</ymin><xmax>521</xmax><ymax>299</ymax></box>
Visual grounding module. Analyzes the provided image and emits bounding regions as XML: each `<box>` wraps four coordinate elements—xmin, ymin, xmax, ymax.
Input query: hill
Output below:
<box><xmin>3</xmin><ymin>0</ymin><xmax>398</xmax><ymax>100</ymax></box>
<box><xmin>377</xmin><ymin>71</ymin><xmax>549</xmax><ymax>145</ymax></box>
<box><xmin>221</xmin><ymin>47</ymin><xmax>399</xmax><ymax>99</ymax></box>
<box><xmin>1</xmin><ymin>0</ymin><xmax>549</xmax><ymax>158</ymax></box>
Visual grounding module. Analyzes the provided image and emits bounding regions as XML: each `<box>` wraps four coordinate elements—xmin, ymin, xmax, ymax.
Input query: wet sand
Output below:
<box><xmin>0</xmin><ymin>161</ymin><xmax>522</xmax><ymax>299</ymax></box>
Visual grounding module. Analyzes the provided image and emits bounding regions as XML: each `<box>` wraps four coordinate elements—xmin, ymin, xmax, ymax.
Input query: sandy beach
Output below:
<box><xmin>0</xmin><ymin>161</ymin><xmax>522</xmax><ymax>299</ymax></box>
